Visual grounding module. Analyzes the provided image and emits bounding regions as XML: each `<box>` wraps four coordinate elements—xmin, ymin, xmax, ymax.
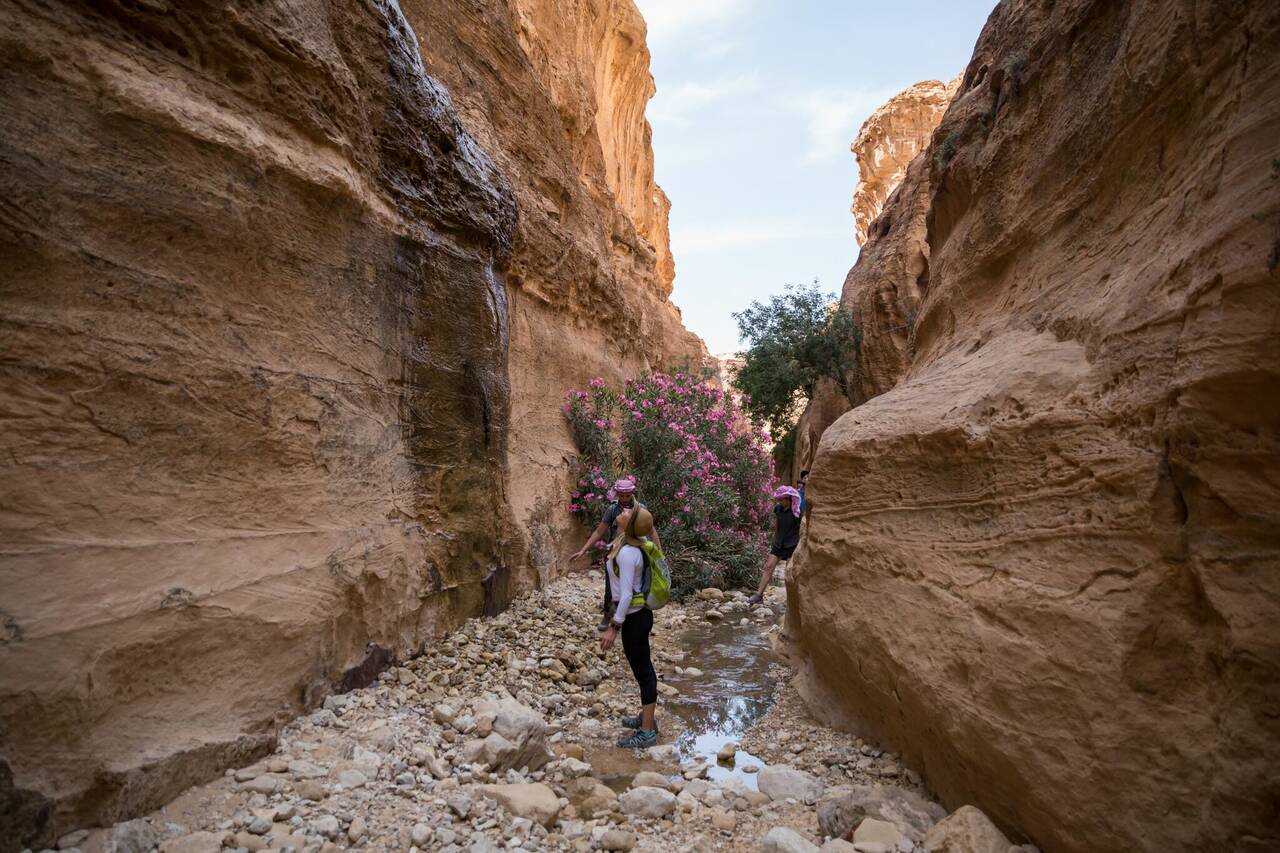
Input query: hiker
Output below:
<box><xmin>570</xmin><ymin>478</ymin><xmax>662</xmax><ymax>631</ymax></box>
<box><xmin>748</xmin><ymin>485</ymin><xmax>802</xmax><ymax>605</ymax></box>
<box><xmin>797</xmin><ymin>470</ymin><xmax>809</xmax><ymax>514</ymax></box>
<box><xmin>598</xmin><ymin>504</ymin><xmax>659</xmax><ymax>748</ymax></box>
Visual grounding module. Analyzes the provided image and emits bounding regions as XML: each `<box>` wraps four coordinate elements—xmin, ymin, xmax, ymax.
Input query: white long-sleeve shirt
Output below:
<box><xmin>606</xmin><ymin>544</ymin><xmax>645</xmax><ymax>625</ymax></box>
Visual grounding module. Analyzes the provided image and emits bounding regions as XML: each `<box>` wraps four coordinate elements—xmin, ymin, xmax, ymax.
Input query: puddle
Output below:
<box><xmin>590</xmin><ymin>602</ymin><xmax>781</xmax><ymax>791</ymax></box>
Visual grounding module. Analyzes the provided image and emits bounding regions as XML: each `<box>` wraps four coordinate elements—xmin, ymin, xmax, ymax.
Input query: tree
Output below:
<box><xmin>731</xmin><ymin>280</ymin><xmax>861</xmax><ymax>439</ymax></box>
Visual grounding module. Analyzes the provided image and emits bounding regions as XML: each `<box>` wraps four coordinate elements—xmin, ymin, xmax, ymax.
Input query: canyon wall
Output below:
<box><xmin>0</xmin><ymin>0</ymin><xmax>703</xmax><ymax>847</ymax></box>
<box><xmin>405</xmin><ymin>0</ymin><xmax>710</xmax><ymax>583</ymax></box>
<box><xmin>790</xmin><ymin>2</ymin><xmax>1280</xmax><ymax>852</ymax></box>
<box><xmin>850</xmin><ymin>79</ymin><xmax>957</xmax><ymax>247</ymax></box>
<box><xmin>793</xmin><ymin>82</ymin><xmax>952</xmax><ymax>477</ymax></box>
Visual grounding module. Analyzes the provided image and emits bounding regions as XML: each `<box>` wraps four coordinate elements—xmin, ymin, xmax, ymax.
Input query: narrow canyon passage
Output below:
<box><xmin>52</xmin><ymin>575</ymin><xmax>958</xmax><ymax>853</ymax></box>
<box><xmin>2</xmin><ymin>0</ymin><xmax>1277</xmax><ymax>852</ymax></box>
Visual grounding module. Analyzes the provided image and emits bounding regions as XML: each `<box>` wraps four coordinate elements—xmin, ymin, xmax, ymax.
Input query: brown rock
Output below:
<box><xmin>477</xmin><ymin>782</ymin><xmax>562</xmax><ymax>827</ymax></box>
<box><xmin>408</xmin><ymin>0</ymin><xmax>712</xmax><ymax>587</ymax></box>
<box><xmin>923</xmin><ymin>807</ymin><xmax>1010</xmax><ymax>853</ymax></box>
<box><xmin>850</xmin><ymin>78</ymin><xmax>959</xmax><ymax>246</ymax></box>
<box><xmin>0</xmin><ymin>0</ymin><xmax>521</xmax><ymax>841</ymax></box>
<box><xmin>0</xmin><ymin>0</ymin><xmax>711</xmax><ymax>845</ymax></box>
<box><xmin>793</xmin><ymin>80</ymin><xmax>954</xmax><ymax>478</ymax></box>
<box><xmin>791</xmin><ymin>2</ymin><xmax>1280</xmax><ymax>853</ymax></box>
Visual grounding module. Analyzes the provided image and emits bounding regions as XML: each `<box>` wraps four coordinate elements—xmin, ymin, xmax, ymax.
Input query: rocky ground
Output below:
<box><xmin>45</xmin><ymin>575</ymin><xmax>1036</xmax><ymax>853</ymax></box>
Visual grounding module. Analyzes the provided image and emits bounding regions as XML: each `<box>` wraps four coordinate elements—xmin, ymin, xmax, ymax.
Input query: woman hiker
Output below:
<box><xmin>570</xmin><ymin>478</ymin><xmax>662</xmax><ymax>631</ymax></box>
<box><xmin>599</xmin><ymin>504</ymin><xmax>660</xmax><ymax>748</ymax></box>
<box><xmin>748</xmin><ymin>485</ymin><xmax>802</xmax><ymax>605</ymax></box>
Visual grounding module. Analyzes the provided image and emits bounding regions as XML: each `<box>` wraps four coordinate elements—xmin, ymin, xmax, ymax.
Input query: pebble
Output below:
<box><xmin>86</xmin><ymin>573</ymin><xmax>945</xmax><ymax>853</ymax></box>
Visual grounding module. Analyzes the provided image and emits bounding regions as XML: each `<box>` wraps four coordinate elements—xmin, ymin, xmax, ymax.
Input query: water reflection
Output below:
<box><xmin>666</xmin><ymin>610</ymin><xmax>778</xmax><ymax>789</ymax></box>
<box><xmin>587</xmin><ymin>604</ymin><xmax>781</xmax><ymax>791</ymax></box>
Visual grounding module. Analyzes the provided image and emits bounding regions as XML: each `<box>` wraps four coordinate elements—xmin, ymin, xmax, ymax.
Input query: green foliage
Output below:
<box><xmin>564</xmin><ymin>373</ymin><xmax>774</xmax><ymax>596</ymax></box>
<box><xmin>730</xmin><ymin>280</ymin><xmax>861</xmax><ymax>439</ymax></box>
<box><xmin>934</xmin><ymin>132</ymin><xmax>960</xmax><ymax>172</ymax></box>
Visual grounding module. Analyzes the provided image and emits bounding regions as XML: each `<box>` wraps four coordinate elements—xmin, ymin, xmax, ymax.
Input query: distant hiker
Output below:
<box><xmin>598</xmin><ymin>504</ymin><xmax>659</xmax><ymax>748</ymax></box>
<box><xmin>747</xmin><ymin>485</ymin><xmax>802</xmax><ymax>605</ymax></box>
<box><xmin>570</xmin><ymin>477</ymin><xmax>663</xmax><ymax>631</ymax></box>
<box><xmin>797</xmin><ymin>469</ymin><xmax>810</xmax><ymax>513</ymax></box>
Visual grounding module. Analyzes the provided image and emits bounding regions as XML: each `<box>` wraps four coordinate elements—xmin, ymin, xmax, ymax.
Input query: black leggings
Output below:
<box><xmin>621</xmin><ymin>608</ymin><xmax>657</xmax><ymax>706</ymax></box>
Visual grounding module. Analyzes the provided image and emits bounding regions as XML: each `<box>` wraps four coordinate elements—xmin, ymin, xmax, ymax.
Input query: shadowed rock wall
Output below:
<box><xmin>790</xmin><ymin>1</ymin><xmax>1280</xmax><ymax>851</ymax></box>
<box><xmin>0</xmin><ymin>0</ymin><xmax>520</xmax><ymax>846</ymax></box>
<box><xmin>406</xmin><ymin>0</ymin><xmax>710</xmax><ymax>584</ymax></box>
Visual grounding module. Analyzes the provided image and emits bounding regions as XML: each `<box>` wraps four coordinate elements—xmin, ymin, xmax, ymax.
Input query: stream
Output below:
<box><xmin>588</xmin><ymin>604</ymin><xmax>782</xmax><ymax>792</ymax></box>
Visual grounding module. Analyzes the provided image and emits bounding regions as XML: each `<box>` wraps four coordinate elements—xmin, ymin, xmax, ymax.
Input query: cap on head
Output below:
<box><xmin>613</xmin><ymin>478</ymin><xmax>637</xmax><ymax>494</ymax></box>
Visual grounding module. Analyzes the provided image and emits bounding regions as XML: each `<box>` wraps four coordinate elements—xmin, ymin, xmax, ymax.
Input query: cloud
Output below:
<box><xmin>785</xmin><ymin>86</ymin><xmax>901</xmax><ymax>163</ymax></box>
<box><xmin>671</xmin><ymin>220</ymin><xmax>847</xmax><ymax>254</ymax></box>
<box><xmin>648</xmin><ymin>72</ymin><xmax>763</xmax><ymax>125</ymax></box>
<box><xmin>634</xmin><ymin>0</ymin><xmax>751</xmax><ymax>44</ymax></box>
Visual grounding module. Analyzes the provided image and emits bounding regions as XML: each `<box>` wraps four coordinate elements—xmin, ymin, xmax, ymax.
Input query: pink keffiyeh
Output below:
<box><xmin>772</xmin><ymin>485</ymin><xmax>801</xmax><ymax>517</ymax></box>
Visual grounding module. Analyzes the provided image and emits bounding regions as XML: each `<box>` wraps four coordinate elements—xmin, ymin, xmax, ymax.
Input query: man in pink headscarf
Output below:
<box><xmin>571</xmin><ymin>477</ymin><xmax>663</xmax><ymax>631</ymax></box>
<box><xmin>748</xmin><ymin>485</ymin><xmax>802</xmax><ymax>605</ymax></box>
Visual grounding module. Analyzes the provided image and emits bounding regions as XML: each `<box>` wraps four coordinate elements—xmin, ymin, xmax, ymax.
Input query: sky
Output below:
<box><xmin>633</xmin><ymin>0</ymin><xmax>997</xmax><ymax>354</ymax></box>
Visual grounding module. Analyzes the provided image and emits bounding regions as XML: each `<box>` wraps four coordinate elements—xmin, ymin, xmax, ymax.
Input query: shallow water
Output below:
<box><xmin>591</xmin><ymin>603</ymin><xmax>781</xmax><ymax>791</ymax></box>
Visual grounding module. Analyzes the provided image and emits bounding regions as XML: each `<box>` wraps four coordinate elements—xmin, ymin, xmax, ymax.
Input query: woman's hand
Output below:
<box><xmin>599</xmin><ymin>624</ymin><xmax>619</xmax><ymax>652</ymax></box>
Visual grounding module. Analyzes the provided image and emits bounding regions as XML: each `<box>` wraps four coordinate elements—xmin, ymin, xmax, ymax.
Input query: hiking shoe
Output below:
<box><xmin>620</xmin><ymin>716</ymin><xmax>659</xmax><ymax>736</ymax></box>
<box><xmin>596</xmin><ymin>617</ymin><xmax>611</xmax><ymax>632</ymax></box>
<box><xmin>616</xmin><ymin>729</ymin><xmax>657</xmax><ymax>749</ymax></box>
<box><xmin>747</xmin><ymin>593</ymin><xmax>764</xmax><ymax>605</ymax></box>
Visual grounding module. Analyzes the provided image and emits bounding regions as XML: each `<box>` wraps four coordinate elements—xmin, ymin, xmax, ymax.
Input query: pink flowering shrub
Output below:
<box><xmin>564</xmin><ymin>372</ymin><xmax>773</xmax><ymax>596</ymax></box>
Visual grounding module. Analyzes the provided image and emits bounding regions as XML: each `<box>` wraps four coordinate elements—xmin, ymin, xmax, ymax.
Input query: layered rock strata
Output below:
<box><xmin>407</xmin><ymin>0</ymin><xmax>710</xmax><ymax>583</ymax></box>
<box><xmin>793</xmin><ymin>82</ymin><xmax>952</xmax><ymax>477</ymax></box>
<box><xmin>850</xmin><ymin>78</ymin><xmax>958</xmax><ymax>247</ymax></box>
<box><xmin>791</xmin><ymin>2</ymin><xmax>1280</xmax><ymax>852</ymax></box>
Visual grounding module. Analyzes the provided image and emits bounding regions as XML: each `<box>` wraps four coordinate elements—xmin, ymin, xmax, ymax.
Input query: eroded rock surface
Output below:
<box><xmin>408</xmin><ymin>0</ymin><xmax>712</xmax><ymax>584</ymax></box>
<box><xmin>0</xmin><ymin>0</ymin><xmax>707</xmax><ymax>848</ymax></box>
<box><xmin>850</xmin><ymin>79</ymin><xmax>958</xmax><ymax>247</ymax></box>
<box><xmin>791</xmin><ymin>2</ymin><xmax>1280</xmax><ymax>852</ymax></box>
<box><xmin>793</xmin><ymin>80</ymin><xmax>954</xmax><ymax>477</ymax></box>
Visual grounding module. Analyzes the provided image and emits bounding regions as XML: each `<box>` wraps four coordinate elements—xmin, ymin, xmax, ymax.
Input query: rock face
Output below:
<box><xmin>792</xmin><ymin>80</ymin><xmax>954</xmax><ymax>478</ymax></box>
<box><xmin>790</xmin><ymin>3</ymin><xmax>1280</xmax><ymax>853</ymax></box>
<box><xmin>408</xmin><ymin>0</ymin><xmax>711</xmax><ymax>583</ymax></box>
<box><xmin>850</xmin><ymin>79</ymin><xmax>958</xmax><ymax>247</ymax></box>
<box><xmin>0</xmin><ymin>0</ymin><xmax>704</xmax><ymax>847</ymax></box>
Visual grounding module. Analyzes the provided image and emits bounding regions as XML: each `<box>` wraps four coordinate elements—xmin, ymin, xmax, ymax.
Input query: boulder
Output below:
<box><xmin>757</xmin><ymin>765</ymin><xmax>824</xmax><ymax>804</ymax></box>
<box><xmin>478</xmin><ymin>782</ymin><xmax>562</xmax><ymax>827</ymax></box>
<box><xmin>924</xmin><ymin>806</ymin><xmax>1011</xmax><ymax>853</ymax></box>
<box><xmin>817</xmin><ymin>785</ymin><xmax>946</xmax><ymax>843</ymax></box>
<box><xmin>461</xmin><ymin>732</ymin><xmax>518</xmax><ymax>770</ymax></box>
<box><xmin>618</xmin><ymin>785</ymin><xmax>677</xmax><ymax>819</ymax></box>
<box><xmin>473</xmin><ymin>697</ymin><xmax>553</xmax><ymax>771</ymax></box>
<box><xmin>632</xmin><ymin>770</ymin><xmax>675</xmax><ymax>790</ymax></box>
<box><xmin>110</xmin><ymin>819</ymin><xmax>159</xmax><ymax>853</ymax></box>
<box><xmin>853</xmin><ymin>818</ymin><xmax>904</xmax><ymax>852</ymax></box>
<box><xmin>761</xmin><ymin>827</ymin><xmax>820</xmax><ymax>853</ymax></box>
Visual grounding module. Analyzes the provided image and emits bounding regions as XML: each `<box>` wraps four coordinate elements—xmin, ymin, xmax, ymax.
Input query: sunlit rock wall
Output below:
<box><xmin>791</xmin><ymin>1</ymin><xmax>1280</xmax><ymax>851</ymax></box>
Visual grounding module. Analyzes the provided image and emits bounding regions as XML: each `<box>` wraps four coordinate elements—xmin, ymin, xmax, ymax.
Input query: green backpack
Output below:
<box><xmin>629</xmin><ymin>539</ymin><xmax>671</xmax><ymax>610</ymax></box>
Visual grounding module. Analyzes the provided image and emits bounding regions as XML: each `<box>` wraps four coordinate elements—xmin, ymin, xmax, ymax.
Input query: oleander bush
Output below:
<box><xmin>564</xmin><ymin>372</ymin><xmax>773</xmax><ymax>597</ymax></box>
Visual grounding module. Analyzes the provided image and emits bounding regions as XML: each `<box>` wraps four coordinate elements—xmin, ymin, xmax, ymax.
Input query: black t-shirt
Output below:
<box><xmin>773</xmin><ymin>503</ymin><xmax>801</xmax><ymax>550</ymax></box>
<box><xmin>604</xmin><ymin>499</ymin><xmax>645</xmax><ymax>542</ymax></box>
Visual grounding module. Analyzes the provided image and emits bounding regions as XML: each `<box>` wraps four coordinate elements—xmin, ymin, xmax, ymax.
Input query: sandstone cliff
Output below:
<box><xmin>407</xmin><ymin>0</ymin><xmax>709</xmax><ymax>582</ymax></box>
<box><xmin>850</xmin><ymin>79</ymin><xmax>958</xmax><ymax>247</ymax></box>
<box><xmin>790</xmin><ymin>2</ymin><xmax>1280</xmax><ymax>852</ymax></box>
<box><xmin>0</xmin><ymin>0</ymin><xmax>705</xmax><ymax>846</ymax></box>
<box><xmin>793</xmin><ymin>82</ymin><xmax>952</xmax><ymax>477</ymax></box>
